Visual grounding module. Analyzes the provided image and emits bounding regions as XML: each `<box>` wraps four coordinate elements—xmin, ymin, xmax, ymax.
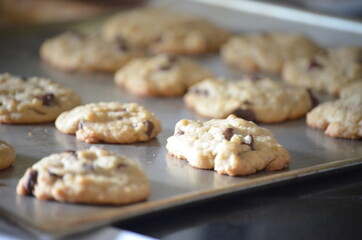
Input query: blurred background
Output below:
<box><xmin>1</xmin><ymin>0</ymin><xmax>362</xmax><ymax>26</ymax></box>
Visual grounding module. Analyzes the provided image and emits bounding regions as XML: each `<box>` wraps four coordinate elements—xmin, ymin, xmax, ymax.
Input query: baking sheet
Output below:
<box><xmin>1</xmin><ymin>0</ymin><xmax>362</xmax><ymax>238</ymax></box>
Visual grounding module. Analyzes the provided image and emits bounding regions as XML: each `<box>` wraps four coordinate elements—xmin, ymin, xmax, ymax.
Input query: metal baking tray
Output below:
<box><xmin>1</xmin><ymin>0</ymin><xmax>361</xmax><ymax>238</ymax></box>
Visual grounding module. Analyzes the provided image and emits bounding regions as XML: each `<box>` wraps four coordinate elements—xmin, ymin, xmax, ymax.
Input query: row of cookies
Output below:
<box><xmin>0</xmin><ymin>72</ymin><xmax>290</xmax><ymax>205</ymax></box>
<box><xmin>40</xmin><ymin>8</ymin><xmax>230</xmax><ymax>72</ymax></box>
<box><xmin>40</xmin><ymin>7</ymin><xmax>361</xmax><ymax>140</ymax></box>
<box><xmin>38</xmin><ymin>10</ymin><xmax>313</xmax><ymax>123</ymax></box>
<box><xmin>0</xmin><ymin>73</ymin><xmax>157</xmax><ymax>204</ymax></box>
<box><xmin>220</xmin><ymin>32</ymin><xmax>361</xmax><ymax>140</ymax></box>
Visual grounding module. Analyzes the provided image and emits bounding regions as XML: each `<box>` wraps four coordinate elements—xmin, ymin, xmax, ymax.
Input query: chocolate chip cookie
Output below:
<box><xmin>306</xmin><ymin>91</ymin><xmax>362</xmax><ymax>140</ymax></box>
<box><xmin>40</xmin><ymin>31</ymin><xmax>143</xmax><ymax>72</ymax></box>
<box><xmin>16</xmin><ymin>147</ymin><xmax>150</xmax><ymax>205</ymax></box>
<box><xmin>55</xmin><ymin>102</ymin><xmax>162</xmax><ymax>143</ymax></box>
<box><xmin>149</xmin><ymin>18</ymin><xmax>229</xmax><ymax>55</ymax></box>
<box><xmin>166</xmin><ymin>114</ymin><xmax>291</xmax><ymax>176</ymax></box>
<box><xmin>102</xmin><ymin>8</ymin><xmax>229</xmax><ymax>55</ymax></box>
<box><xmin>283</xmin><ymin>46</ymin><xmax>362</xmax><ymax>96</ymax></box>
<box><xmin>0</xmin><ymin>73</ymin><xmax>81</xmax><ymax>124</ymax></box>
<box><xmin>114</xmin><ymin>54</ymin><xmax>214</xmax><ymax>97</ymax></box>
<box><xmin>221</xmin><ymin>32</ymin><xmax>322</xmax><ymax>74</ymax></box>
<box><xmin>184</xmin><ymin>76</ymin><xmax>314</xmax><ymax>123</ymax></box>
<box><xmin>0</xmin><ymin>140</ymin><xmax>16</xmax><ymax>170</ymax></box>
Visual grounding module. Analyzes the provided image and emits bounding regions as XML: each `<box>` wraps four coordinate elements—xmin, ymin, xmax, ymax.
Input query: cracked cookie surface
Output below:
<box><xmin>16</xmin><ymin>147</ymin><xmax>150</xmax><ymax>205</ymax></box>
<box><xmin>114</xmin><ymin>54</ymin><xmax>213</xmax><ymax>97</ymax></box>
<box><xmin>0</xmin><ymin>73</ymin><xmax>81</xmax><ymax>124</ymax></box>
<box><xmin>184</xmin><ymin>77</ymin><xmax>314</xmax><ymax>123</ymax></box>
<box><xmin>166</xmin><ymin>115</ymin><xmax>291</xmax><ymax>176</ymax></box>
<box><xmin>55</xmin><ymin>102</ymin><xmax>162</xmax><ymax>143</ymax></box>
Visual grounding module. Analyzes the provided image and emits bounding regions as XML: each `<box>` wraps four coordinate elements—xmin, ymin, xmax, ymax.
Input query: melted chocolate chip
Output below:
<box><xmin>223</xmin><ymin>128</ymin><xmax>234</xmax><ymax>141</ymax></box>
<box><xmin>307</xmin><ymin>89</ymin><xmax>319</xmax><ymax>107</ymax></box>
<box><xmin>175</xmin><ymin>129</ymin><xmax>184</xmax><ymax>136</ymax></box>
<box><xmin>357</xmin><ymin>57</ymin><xmax>362</xmax><ymax>64</ymax></box>
<box><xmin>116</xmin><ymin>36</ymin><xmax>129</xmax><ymax>52</ymax></box>
<box><xmin>308</xmin><ymin>58</ymin><xmax>323</xmax><ymax>71</ymax></box>
<box><xmin>242</xmin><ymin>100</ymin><xmax>252</xmax><ymax>106</ymax></box>
<box><xmin>159</xmin><ymin>55</ymin><xmax>178</xmax><ymax>71</ymax></box>
<box><xmin>117</xmin><ymin>163</ymin><xmax>127</xmax><ymax>168</ymax></box>
<box><xmin>190</xmin><ymin>88</ymin><xmax>209</xmax><ymax>96</ymax></box>
<box><xmin>231</xmin><ymin>108</ymin><xmax>256</xmax><ymax>121</ymax></box>
<box><xmin>48</xmin><ymin>171</ymin><xmax>62</xmax><ymax>178</ymax></box>
<box><xmin>78</xmin><ymin>121</ymin><xmax>84</xmax><ymax>130</ymax></box>
<box><xmin>167</xmin><ymin>55</ymin><xmax>178</xmax><ymax>64</ymax></box>
<box><xmin>25</xmin><ymin>169</ymin><xmax>38</xmax><ymax>196</ymax></box>
<box><xmin>242</xmin><ymin>134</ymin><xmax>255</xmax><ymax>150</ymax></box>
<box><xmin>64</xmin><ymin>150</ymin><xmax>76</xmax><ymax>155</ymax></box>
<box><xmin>37</xmin><ymin>93</ymin><xmax>56</xmax><ymax>106</ymax></box>
<box><xmin>20</xmin><ymin>76</ymin><xmax>28</xmax><ymax>81</ymax></box>
<box><xmin>83</xmin><ymin>163</ymin><xmax>94</xmax><ymax>171</ymax></box>
<box><xmin>144</xmin><ymin>120</ymin><xmax>154</xmax><ymax>138</ymax></box>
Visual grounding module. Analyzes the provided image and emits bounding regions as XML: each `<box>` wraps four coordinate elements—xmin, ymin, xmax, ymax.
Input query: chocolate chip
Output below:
<box><xmin>242</xmin><ymin>134</ymin><xmax>255</xmax><ymax>150</ymax></box>
<box><xmin>116</xmin><ymin>36</ymin><xmax>129</xmax><ymax>52</ymax></box>
<box><xmin>167</xmin><ymin>55</ymin><xmax>178</xmax><ymax>64</ymax></box>
<box><xmin>231</xmin><ymin>108</ymin><xmax>256</xmax><ymax>121</ymax></box>
<box><xmin>144</xmin><ymin>120</ymin><xmax>154</xmax><ymax>138</ymax></box>
<box><xmin>356</xmin><ymin>57</ymin><xmax>362</xmax><ymax>64</ymax></box>
<box><xmin>159</xmin><ymin>55</ymin><xmax>178</xmax><ymax>71</ymax></box>
<box><xmin>175</xmin><ymin>129</ymin><xmax>184</xmax><ymax>136</ymax></box>
<box><xmin>83</xmin><ymin>163</ymin><xmax>94</xmax><ymax>171</ymax></box>
<box><xmin>223</xmin><ymin>128</ymin><xmax>233</xmax><ymax>141</ymax></box>
<box><xmin>48</xmin><ymin>171</ymin><xmax>62</xmax><ymax>178</ymax></box>
<box><xmin>308</xmin><ymin>58</ymin><xmax>323</xmax><ymax>71</ymax></box>
<box><xmin>64</xmin><ymin>150</ymin><xmax>76</xmax><ymax>155</ymax></box>
<box><xmin>78</xmin><ymin>121</ymin><xmax>84</xmax><ymax>130</ymax></box>
<box><xmin>36</xmin><ymin>93</ymin><xmax>56</xmax><ymax>106</ymax></box>
<box><xmin>189</xmin><ymin>88</ymin><xmax>209</xmax><ymax>96</ymax></box>
<box><xmin>117</xmin><ymin>163</ymin><xmax>127</xmax><ymax>168</ymax></box>
<box><xmin>25</xmin><ymin>169</ymin><xmax>38</xmax><ymax>196</ymax></box>
<box><xmin>307</xmin><ymin>89</ymin><xmax>319</xmax><ymax>107</ymax></box>
<box><xmin>242</xmin><ymin>100</ymin><xmax>252</xmax><ymax>106</ymax></box>
<box><xmin>20</xmin><ymin>76</ymin><xmax>28</xmax><ymax>81</ymax></box>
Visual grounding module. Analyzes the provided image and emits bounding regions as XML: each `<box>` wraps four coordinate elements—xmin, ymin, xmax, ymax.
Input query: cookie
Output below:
<box><xmin>40</xmin><ymin>31</ymin><xmax>143</xmax><ymax>72</ymax></box>
<box><xmin>102</xmin><ymin>8</ymin><xmax>191</xmax><ymax>47</ymax></box>
<box><xmin>102</xmin><ymin>8</ymin><xmax>229</xmax><ymax>54</ymax></box>
<box><xmin>0</xmin><ymin>140</ymin><xmax>16</xmax><ymax>170</ymax></box>
<box><xmin>221</xmin><ymin>32</ymin><xmax>322</xmax><ymax>74</ymax></box>
<box><xmin>184</xmin><ymin>76</ymin><xmax>314</xmax><ymax>123</ymax></box>
<box><xmin>306</xmin><ymin>94</ymin><xmax>362</xmax><ymax>140</ymax></box>
<box><xmin>16</xmin><ymin>147</ymin><xmax>150</xmax><ymax>205</ymax></box>
<box><xmin>55</xmin><ymin>102</ymin><xmax>162</xmax><ymax>143</ymax></box>
<box><xmin>166</xmin><ymin>114</ymin><xmax>291</xmax><ymax>176</ymax></box>
<box><xmin>283</xmin><ymin>47</ymin><xmax>362</xmax><ymax>96</ymax></box>
<box><xmin>114</xmin><ymin>54</ymin><xmax>214</xmax><ymax>97</ymax></box>
<box><xmin>0</xmin><ymin>73</ymin><xmax>81</xmax><ymax>124</ymax></box>
<box><xmin>149</xmin><ymin>18</ymin><xmax>229</xmax><ymax>55</ymax></box>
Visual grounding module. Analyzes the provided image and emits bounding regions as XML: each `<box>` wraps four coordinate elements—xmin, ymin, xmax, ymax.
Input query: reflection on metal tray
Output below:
<box><xmin>0</xmin><ymin>0</ymin><xmax>361</xmax><ymax>238</ymax></box>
